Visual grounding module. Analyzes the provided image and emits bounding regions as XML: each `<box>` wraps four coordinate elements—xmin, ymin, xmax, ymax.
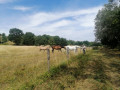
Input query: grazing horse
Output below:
<box><xmin>51</xmin><ymin>45</ymin><xmax>64</xmax><ymax>53</ymax></box>
<box><xmin>75</xmin><ymin>45</ymin><xmax>81</xmax><ymax>51</ymax></box>
<box><xmin>75</xmin><ymin>45</ymin><xmax>81</xmax><ymax>49</ymax></box>
<box><xmin>39</xmin><ymin>45</ymin><xmax>51</xmax><ymax>51</ymax></box>
<box><xmin>65</xmin><ymin>45</ymin><xmax>78</xmax><ymax>53</ymax></box>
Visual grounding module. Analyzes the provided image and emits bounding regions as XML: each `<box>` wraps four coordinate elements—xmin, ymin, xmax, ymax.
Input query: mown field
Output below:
<box><xmin>0</xmin><ymin>45</ymin><xmax>83</xmax><ymax>90</ymax></box>
<box><xmin>0</xmin><ymin>46</ymin><xmax>120</xmax><ymax>90</ymax></box>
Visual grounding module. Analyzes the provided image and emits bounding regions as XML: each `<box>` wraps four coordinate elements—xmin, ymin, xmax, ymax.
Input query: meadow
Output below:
<box><xmin>34</xmin><ymin>48</ymin><xmax>120</xmax><ymax>90</ymax></box>
<box><xmin>0</xmin><ymin>46</ymin><xmax>120</xmax><ymax>90</ymax></box>
<box><xmin>0</xmin><ymin>45</ymin><xmax>83</xmax><ymax>90</ymax></box>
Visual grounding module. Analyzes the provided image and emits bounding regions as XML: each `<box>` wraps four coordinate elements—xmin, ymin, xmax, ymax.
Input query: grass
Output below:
<box><xmin>33</xmin><ymin>49</ymin><xmax>120</xmax><ymax>90</ymax></box>
<box><xmin>0</xmin><ymin>45</ymin><xmax>83</xmax><ymax>90</ymax></box>
<box><xmin>0</xmin><ymin>46</ymin><xmax>120</xmax><ymax>90</ymax></box>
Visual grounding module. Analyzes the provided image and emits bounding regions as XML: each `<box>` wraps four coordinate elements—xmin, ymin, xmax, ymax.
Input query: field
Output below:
<box><xmin>0</xmin><ymin>45</ymin><xmax>83</xmax><ymax>90</ymax></box>
<box><xmin>34</xmin><ymin>48</ymin><xmax>120</xmax><ymax>90</ymax></box>
<box><xmin>0</xmin><ymin>46</ymin><xmax>120</xmax><ymax>90</ymax></box>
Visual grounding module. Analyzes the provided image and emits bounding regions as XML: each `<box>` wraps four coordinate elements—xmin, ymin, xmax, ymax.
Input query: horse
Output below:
<box><xmin>75</xmin><ymin>45</ymin><xmax>82</xmax><ymax>52</ymax></box>
<box><xmin>65</xmin><ymin>45</ymin><xmax>79</xmax><ymax>53</ymax></box>
<box><xmin>51</xmin><ymin>45</ymin><xmax>65</xmax><ymax>53</ymax></box>
<box><xmin>82</xmin><ymin>45</ymin><xmax>86</xmax><ymax>54</ymax></box>
<box><xmin>75</xmin><ymin>45</ymin><xmax>81</xmax><ymax>49</ymax></box>
<box><xmin>39</xmin><ymin>45</ymin><xmax>51</xmax><ymax>51</ymax></box>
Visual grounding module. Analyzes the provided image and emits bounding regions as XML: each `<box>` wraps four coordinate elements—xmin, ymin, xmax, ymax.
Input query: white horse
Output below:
<box><xmin>75</xmin><ymin>45</ymin><xmax>81</xmax><ymax>49</ymax></box>
<box><xmin>65</xmin><ymin>45</ymin><xmax>78</xmax><ymax>53</ymax></box>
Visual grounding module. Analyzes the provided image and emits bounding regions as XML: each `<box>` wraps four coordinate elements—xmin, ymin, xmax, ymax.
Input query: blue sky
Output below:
<box><xmin>0</xmin><ymin>0</ymin><xmax>108</xmax><ymax>41</ymax></box>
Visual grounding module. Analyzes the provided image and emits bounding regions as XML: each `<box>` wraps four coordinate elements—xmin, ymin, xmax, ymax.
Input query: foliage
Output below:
<box><xmin>2</xmin><ymin>28</ymin><xmax>101</xmax><ymax>46</ymax></box>
<box><xmin>3</xmin><ymin>41</ymin><xmax>15</xmax><ymax>45</ymax></box>
<box><xmin>8</xmin><ymin>28</ymin><xmax>24</xmax><ymax>45</ymax></box>
<box><xmin>60</xmin><ymin>38</ymin><xmax>67</xmax><ymax>46</ymax></box>
<box><xmin>0</xmin><ymin>33</ymin><xmax>7</xmax><ymax>43</ymax></box>
<box><xmin>53</xmin><ymin>36</ymin><xmax>61</xmax><ymax>45</ymax></box>
<box><xmin>90</xmin><ymin>42</ymin><xmax>102</xmax><ymax>46</ymax></box>
<box><xmin>95</xmin><ymin>0</ymin><xmax>120</xmax><ymax>48</ymax></box>
<box><xmin>23</xmin><ymin>32</ymin><xmax>35</xmax><ymax>45</ymax></box>
<box><xmin>67</xmin><ymin>40</ymin><xmax>76</xmax><ymax>45</ymax></box>
<box><xmin>35</xmin><ymin>35</ymin><xmax>67</xmax><ymax>46</ymax></box>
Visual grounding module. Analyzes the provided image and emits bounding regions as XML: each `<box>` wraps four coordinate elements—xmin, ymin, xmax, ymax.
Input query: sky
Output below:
<box><xmin>0</xmin><ymin>0</ymin><xmax>108</xmax><ymax>41</ymax></box>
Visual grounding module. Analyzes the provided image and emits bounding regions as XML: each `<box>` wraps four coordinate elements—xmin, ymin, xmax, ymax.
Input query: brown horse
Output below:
<box><xmin>51</xmin><ymin>45</ymin><xmax>64</xmax><ymax>53</ymax></box>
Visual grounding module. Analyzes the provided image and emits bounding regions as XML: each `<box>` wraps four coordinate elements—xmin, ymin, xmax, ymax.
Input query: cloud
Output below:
<box><xmin>0</xmin><ymin>0</ymin><xmax>14</xmax><ymax>4</ymax></box>
<box><xmin>26</xmin><ymin>6</ymin><xmax>102</xmax><ymax>27</ymax></box>
<box><xmin>13</xmin><ymin>6</ymin><xmax>32</xmax><ymax>11</ymax></box>
<box><xmin>0</xmin><ymin>6</ymin><xmax>103</xmax><ymax>41</ymax></box>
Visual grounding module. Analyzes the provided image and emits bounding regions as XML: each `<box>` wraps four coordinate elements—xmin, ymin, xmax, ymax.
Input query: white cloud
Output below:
<box><xmin>13</xmin><ymin>6</ymin><xmax>32</xmax><ymax>11</ymax></box>
<box><xmin>26</xmin><ymin>6</ymin><xmax>102</xmax><ymax>27</ymax></box>
<box><xmin>0</xmin><ymin>6</ymin><xmax>103</xmax><ymax>41</ymax></box>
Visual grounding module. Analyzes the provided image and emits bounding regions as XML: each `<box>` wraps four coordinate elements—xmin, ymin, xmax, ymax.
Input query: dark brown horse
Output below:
<box><xmin>51</xmin><ymin>45</ymin><xmax>65</xmax><ymax>53</ymax></box>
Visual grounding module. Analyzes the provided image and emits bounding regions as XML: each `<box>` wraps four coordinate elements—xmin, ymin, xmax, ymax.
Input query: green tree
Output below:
<box><xmin>23</xmin><ymin>32</ymin><xmax>35</xmax><ymax>45</ymax></box>
<box><xmin>67</xmin><ymin>40</ymin><xmax>75</xmax><ymax>45</ymax></box>
<box><xmin>35</xmin><ymin>35</ymin><xmax>42</xmax><ymax>46</ymax></box>
<box><xmin>2</xmin><ymin>33</ymin><xmax>7</xmax><ymax>43</ymax></box>
<box><xmin>48</xmin><ymin>37</ymin><xmax>55</xmax><ymax>45</ymax></box>
<box><xmin>95</xmin><ymin>0</ymin><xmax>120</xmax><ymax>48</ymax></box>
<box><xmin>0</xmin><ymin>34</ymin><xmax>2</xmax><ymax>44</ymax></box>
<box><xmin>75</xmin><ymin>41</ymin><xmax>83</xmax><ymax>46</ymax></box>
<box><xmin>53</xmin><ymin>36</ymin><xmax>61</xmax><ymax>45</ymax></box>
<box><xmin>83</xmin><ymin>41</ymin><xmax>89</xmax><ymax>46</ymax></box>
<box><xmin>60</xmin><ymin>38</ymin><xmax>67</xmax><ymax>46</ymax></box>
<box><xmin>35</xmin><ymin>35</ymin><xmax>47</xmax><ymax>45</ymax></box>
<box><xmin>8</xmin><ymin>28</ymin><xmax>24</xmax><ymax>45</ymax></box>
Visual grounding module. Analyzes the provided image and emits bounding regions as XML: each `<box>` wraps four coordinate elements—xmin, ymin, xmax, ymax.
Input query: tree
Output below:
<box><xmin>0</xmin><ymin>34</ymin><xmax>2</xmax><ymax>44</ymax></box>
<box><xmin>48</xmin><ymin>37</ymin><xmax>55</xmax><ymax>45</ymax></box>
<box><xmin>53</xmin><ymin>36</ymin><xmax>61</xmax><ymax>45</ymax></box>
<box><xmin>23</xmin><ymin>32</ymin><xmax>35</xmax><ymax>45</ymax></box>
<box><xmin>60</xmin><ymin>38</ymin><xmax>67</xmax><ymax>46</ymax></box>
<box><xmin>2</xmin><ymin>33</ymin><xmax>7</xmax><ymax>43</ymax></box>
<box><xmin>42</xmin><ymin>34</ymin><xmax>50</xmax><ymax>45</ymax></box>
<box><xmin>67</xmin><ymin>40</ymin><xmax>75</xmax><ymax>45</ymax></box>
<box><xmin>8</xmin><ymin>28</ymin><xmax>24</xmax><ymax>45</ymax></box>
<box><xmin>95</xmin><ymin>0</ymin><xmax>120</xmax><ymax>48</ymax></box>
<box><xmin>83</xmin><ymin>41</ymin><xmax>89</xmax><ymax>46</ymax></box>
<box><xmin>35</xmin><ymin>35</ymin><xmax>42</xmax><ymax>46</ymax></box>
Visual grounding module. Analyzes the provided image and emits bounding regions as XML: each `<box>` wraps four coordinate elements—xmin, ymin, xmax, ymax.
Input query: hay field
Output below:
<box><xmin>0</xmin><ymin>45</ymin><xmax>84</xmax><ymax>90</ymax></box>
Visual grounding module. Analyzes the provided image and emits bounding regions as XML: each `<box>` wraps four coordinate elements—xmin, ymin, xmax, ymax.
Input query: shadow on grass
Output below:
<box><xmin>110</xmin><ymin>61</ymin><xmax>120</xmax><ymax>73</ymax></box>
<box><xmin>101</xmin><ymin>49</ymin><xmax>120</xmax><ymax>58</ymax></box>
<box><xmin>109</xmin><ymin>61</ymin><xmax>120</xmax><ymax>87</ymax></box>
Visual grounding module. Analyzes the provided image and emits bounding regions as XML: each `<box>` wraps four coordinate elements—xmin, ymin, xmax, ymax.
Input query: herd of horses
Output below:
<box><xmin>39</xmin><ymin>45</ymin><xmax>85</xmax><ymax>53</ymax></box>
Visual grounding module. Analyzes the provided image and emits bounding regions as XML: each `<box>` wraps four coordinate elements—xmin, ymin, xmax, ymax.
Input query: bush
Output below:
<box><xmin>3</xmin><ymin>41</ymin><xmax>15</xmax><ymax>45</ymax></box>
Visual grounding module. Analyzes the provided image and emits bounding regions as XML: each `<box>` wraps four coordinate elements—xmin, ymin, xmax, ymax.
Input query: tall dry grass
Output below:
<box><xmin>0</xmin><ymin>45</ymin><xmax>84</xmax><ymax>90</ymax></box>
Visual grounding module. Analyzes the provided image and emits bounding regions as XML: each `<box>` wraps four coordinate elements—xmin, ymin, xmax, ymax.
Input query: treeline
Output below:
<box><xmin>0</xmin><ymin>28</ymin><xmax>101</xmax><ymax>46</ymax></box>
<box><xmin>95</xmin><ymin>0</ymin><xmax>120</xmax><ymax>49</ymax></box>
